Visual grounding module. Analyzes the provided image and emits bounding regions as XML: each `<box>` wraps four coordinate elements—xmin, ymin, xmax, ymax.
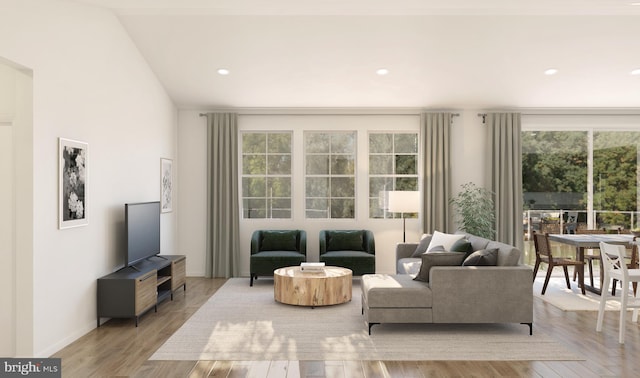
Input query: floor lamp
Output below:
<box><xmin>387</xmin><ymin>191</ymin><xmax>420</xmax><ymax>242</ymax></box>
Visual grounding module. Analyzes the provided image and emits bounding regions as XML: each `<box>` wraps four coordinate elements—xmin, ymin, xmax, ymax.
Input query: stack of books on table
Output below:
<box><xmin>300</xmin><ymin>262</ymin><xmax>325</xmax><ymax>272</ymax></box>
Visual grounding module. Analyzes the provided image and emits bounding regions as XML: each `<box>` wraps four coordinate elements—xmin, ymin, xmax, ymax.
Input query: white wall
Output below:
<box><xmin>177</xmin><ymin>111</ymin><xmax>208</xmax><ymax>276</ymax></box>
<box><xmin>178</xmin><ymin>110</ymin><xmax>488</xmax><ymax>276</ymax></box>
<box><xmin>0</xmin><ymin>59</ymin><xmax>30</xmax><ymax>357</ymax></box>
<box><xmin>0</xmin><ymin>110</ymin><xmax>15</xmax><ymax>357</ymax></box>
<box><xmin>0</xmin><ymin>0</ymin><xmax>178</xmax><ymax>357</ymax></box>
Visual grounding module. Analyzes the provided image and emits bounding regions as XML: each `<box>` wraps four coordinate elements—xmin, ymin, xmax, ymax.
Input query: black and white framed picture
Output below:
<box><xmin>161</xmin><ymin>158</ymin><xmax>173</xmax><ymax>213</ymax></box>
<box><xmin>59</xmin><ymin>138</ymin><xmax>88</xmax><ymax>229</ymax></box>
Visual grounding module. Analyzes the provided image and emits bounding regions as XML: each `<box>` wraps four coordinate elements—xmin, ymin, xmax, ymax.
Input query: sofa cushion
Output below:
<box><xmin>251</xmin><ymin>251</ymin><xmax>306</xmax><ymax>264</ymax></box>
<box><xmin>427</xmin><ymin>231</ymin><xmax>465</xmax><ymax>252</ymax></box>
<box><xmin>414</xmin><ymin>252</ymin><xmax>466</xmax><ymax>282</ymax></box>
<box><xmin>362</xmin><ymin>274</ymin><xmax>432</xmax><ymax>308</ymax></box>
<box><xmin>326</xmin><ymin>231</ymin><xmax>364</xmax><ymax>251</ymax></box>
<box><xmin>260</xmin><ymin>230</ymin><xmax>298</xmax><ymax>251</ymax></box>
<box><xmin>321</xmin><ymin>250</ymin><xmax>373</xmax><ymax>259</ymax></box>
<box><xmin>462</xmin><ymin>248</ymin><xmax>498</xmax><ymax>266</ymax></box>
<box><xmin>411</xmin><ymin>234</ymin><xmax>433</xmax><ymax>257</ymax></box>
<box><xmin>397</xmin><ymin>257</ymin><xmax>422</xmax><ymax>275</ymax></box>
<box><xmin>464</xmin><ymin>233</ymin><xmax>491</xmax><ymax>252</ymax></box>
<box><xmin>485</xmin><ymin>241</ymin><xmax>521</xmax><ymax>266</ymax></box>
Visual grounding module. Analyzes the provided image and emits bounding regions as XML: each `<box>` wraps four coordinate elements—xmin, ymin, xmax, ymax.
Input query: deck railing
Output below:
<box><xmin>523</xmin><ymin>209</ymin><xmax>639</xmax><ymax>240</ymax></box>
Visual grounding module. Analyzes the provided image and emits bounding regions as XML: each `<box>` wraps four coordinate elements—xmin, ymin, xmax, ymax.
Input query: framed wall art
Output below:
<box><xmin>59</xmin><ymin>138</ymin><xmax>88</xmax><ymax>229</ymax></box>
<box><xmin>161</xmin><ymin>158</ymin><xmax>173</xmax><ymax>213</ymax></box>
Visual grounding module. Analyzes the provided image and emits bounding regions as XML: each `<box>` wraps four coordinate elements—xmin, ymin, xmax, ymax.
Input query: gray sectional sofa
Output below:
<box><xmin>361</xmin><ymin>232</ymin><xmax>533</xmax><ymax>335</ymax></box>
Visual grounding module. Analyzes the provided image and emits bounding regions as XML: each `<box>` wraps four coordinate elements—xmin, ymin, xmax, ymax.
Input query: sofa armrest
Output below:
<box><xmin>429</xmin><ymin>265</ymin><xmax>533</xmax><ymax>324</ymax></box>
<box><xmin>250</xmin><ymin>231</ymin><xmax>261</xmax><ymax>254</ymax></box>
<box><xmin>396</xmin><ymin>243</ymin><xmax>419</xmax><ymax>261</ymax></box>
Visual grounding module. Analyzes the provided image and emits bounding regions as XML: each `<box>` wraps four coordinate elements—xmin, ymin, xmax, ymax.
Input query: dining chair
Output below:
<box><xmin>572</xmin><ymin>228</ymin><xmax>607</xmax><ymax>286</ymax></box>
<box><xmin>532</xmin><ymin>231</ymin><xmax>585</xmax><ymax>295</ymax></box>
<box><xmin>564</xmin><ymin>211</ymin><xmax>578</xmax><ymax>234</ymax></box>
<box><xmin>611</xmin><ymin>237</ymin><xmax>638</xmax><ymax>296</ymax></box>
<box><xmin>596</xmin><ymin>241</ymin><xmax>640</xmax><ymax>344</ymax></box>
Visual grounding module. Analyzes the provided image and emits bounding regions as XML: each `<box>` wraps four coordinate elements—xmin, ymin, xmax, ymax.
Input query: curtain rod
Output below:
<box><xmin>199</xmin><ymin>112</ymin><xmax>460</xmax><ymax>117</ymax></box>
<box><xmin>477</xmin><ymin>112</ymin><xmax>640</xmax><ymax>117</ymax></box>
<box><xmin>476</xmin><ymin>111</ymin><xmax>640</xmax><ymax>124</ymax></box>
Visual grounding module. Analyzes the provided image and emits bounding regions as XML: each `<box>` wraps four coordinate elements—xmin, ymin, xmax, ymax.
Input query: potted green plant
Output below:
<box><xmin>450</xmin><ymin>182</ymin><xmax>495</xmax><ymax>239</ymax></box>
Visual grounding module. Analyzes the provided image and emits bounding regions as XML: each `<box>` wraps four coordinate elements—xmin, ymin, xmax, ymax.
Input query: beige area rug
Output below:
<box><xmin>151</xmin><ymin>278</ymin><xmax>580</xmax><ymax>361</ymax></box>
<box><xmin>533</xmin><ymin>276</ymin><xmax>625</xmax><ymax>311</ymax></box>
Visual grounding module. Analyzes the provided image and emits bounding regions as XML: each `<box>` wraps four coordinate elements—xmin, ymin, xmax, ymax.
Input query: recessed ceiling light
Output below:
<box><xmin>217</xmin><ymin>68</ymin><xmax>230</xmax><ymax>75</ymax></box>
<box><xmin>544</xmin><ymin>68</ymin><xmax>558</xmax><ymax>75</ymax></box>
<box><xmin>631</xmin><ymin>2</ymin><xmax>640</xmax><ymax>6</ymax></box>
<box><xmin>376</xmin><ymin>68</ymin><xmax>389</xmax><ymax>76</ymax></box>
<box><xmin>631</xmin><ymin>68</ymin><xmax>640</xmax><ymax>75</ymax></box>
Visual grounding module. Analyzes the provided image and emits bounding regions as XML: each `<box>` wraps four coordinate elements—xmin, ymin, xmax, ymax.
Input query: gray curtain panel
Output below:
<box><xmin>421</xmin><ymin>112</ymin><xmax>452</xmax><ymax>234</ymax></box>
<box><xmin>205</xmin><ymin>113</ymin><xmax>240</xmax><ymax>278</ymax></box>
<box><xmin>485</xmin><ymin>112</ymin><xmax>524</xmax><ymax>253</ymax></box>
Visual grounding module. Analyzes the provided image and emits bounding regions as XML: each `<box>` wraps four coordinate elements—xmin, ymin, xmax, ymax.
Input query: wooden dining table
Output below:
<box><xmin>547</xmin><ymin>233</ymin><xmax>636</xmax><ymax>295</ymax></box>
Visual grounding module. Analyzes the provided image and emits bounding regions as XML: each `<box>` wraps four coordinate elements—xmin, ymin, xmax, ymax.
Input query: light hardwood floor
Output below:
<box><xmin>52</xmin><ymin>277</ymin><xmax>640</xmax><ymax>377</ymax></box>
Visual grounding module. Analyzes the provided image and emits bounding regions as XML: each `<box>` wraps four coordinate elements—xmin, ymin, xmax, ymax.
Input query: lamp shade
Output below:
<box><xmin>387</xmin><ymin>191</ymin><xmax>420</xmax><ymax>213</ymax></box>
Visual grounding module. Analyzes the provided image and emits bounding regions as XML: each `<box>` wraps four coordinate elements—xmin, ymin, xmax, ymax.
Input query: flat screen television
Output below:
<box><xmin>125</xmin><ymin>201</ymin><xmax>161</xmax><ymax>267</ymax></box>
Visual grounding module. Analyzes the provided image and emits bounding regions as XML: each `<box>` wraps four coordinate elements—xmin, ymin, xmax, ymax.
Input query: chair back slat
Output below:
<box><xmin>532</xmin><ymin>231</ymin><xmax>553</xmax><ymax>259</ymax></box>
<box><xmin>599</xmin><ymin>242</ymin><xmax>627</xmax><ymax>281</ymax></box>
<box><xmin>631</xmin><ymin>237</ymin><xmax>639</xmax><ymax>268</ymax></box>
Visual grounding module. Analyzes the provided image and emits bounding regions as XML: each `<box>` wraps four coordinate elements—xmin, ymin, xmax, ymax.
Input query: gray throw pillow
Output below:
<box><xmin>413</xmin><ymin>252</ymin><xmax>466</xmax><ymax>282</ymax></box>
<box><xmin>462</xmin><ymin>248</ymin><xmax>499</xmax><ymax>266</ymax></box>
<box><xmin>411</xmin><ymin>234</ymin><xmax>433</xmax><ymax>257</ymax></box>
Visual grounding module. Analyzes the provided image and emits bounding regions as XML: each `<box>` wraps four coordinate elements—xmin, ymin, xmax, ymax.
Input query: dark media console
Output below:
<box><xmin>97</xmin><ymin>255</ymin><xmax>186</xmax><ymax>327</ymax></box>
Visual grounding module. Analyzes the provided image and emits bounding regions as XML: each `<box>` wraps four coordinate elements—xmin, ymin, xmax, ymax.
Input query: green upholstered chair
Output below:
<box><xmin>319</xmin><ymin>230</ymin><xmax>375</xmax><ymax>276</ymax></box>
<box><xmin>250</xmin><ymin>230</ymin><xmax>307</xmax><ymax>286</ymax></box>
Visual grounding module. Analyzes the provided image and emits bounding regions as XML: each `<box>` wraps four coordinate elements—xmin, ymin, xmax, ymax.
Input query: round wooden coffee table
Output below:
<box><xmin>273</xmin><ymin>266</ymin><xmax>352</xmax><ymax>307</ymax></box>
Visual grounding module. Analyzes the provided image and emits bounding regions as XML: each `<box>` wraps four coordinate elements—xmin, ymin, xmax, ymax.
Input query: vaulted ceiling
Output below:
<box><xmin>74</xmin><ymin>0</ymin><xmax>640</xmax><ymax>109</ymax></box>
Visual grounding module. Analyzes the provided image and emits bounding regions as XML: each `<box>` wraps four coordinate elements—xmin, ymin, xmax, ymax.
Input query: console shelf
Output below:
<box><xmin>97</xmin><ymin>255</ymin><xmax>186</xmax><ymax>327</ymax></box>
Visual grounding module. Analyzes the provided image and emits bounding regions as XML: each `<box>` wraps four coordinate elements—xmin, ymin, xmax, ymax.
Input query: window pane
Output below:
<box><xmin>306</xmin><ymin>155</ymin><xmax>329</xmax><ymax>175</ymax></box>
<box><xmin>369</xmin><ymin>134</ymin><xmax>392</xmax><ymax>153</ymax></box>
<box><xmin>369</xmin><ymin>198</ymin><xmax>385</xmax><ymax>218</ymax></box>
<box><xmin>331</xmin><ymin>199</ymin><xmax>355</xmax><ymax>218</ymax></box>
<box><xmin>305</xmin><ymin>133</ymin><xmax>329</xmax><ymax>153</ymax></box>
<box><xmin>243</xmin><ymin>199</ymin><xmax>266</xmax><ymax>218</ymax></box>
<box><xmin>305</xmin><ymin>131</ymin><xmax>356</xmax><ymax>219</ymax></box>
<box><xmin>331</xmin><ymin>177</ymin><xmax>355</xmax><ymax>197</ymax></box>
<box><xmin>394</xmin><ymin>133</ymin><xmax>418</xmax><ymax>153</ymax></box>
<box><xmin>267</xmin><ymin>177</ymin><xmax>291</xmax><ymax>197</ymax></box>
<box><xmin>593</xmin><ymin>131</ymin><xmax>640</xmax><ymax>228</ymax></box>
<box><xmin>243</xmin><ymin>155</ymin><xmax>266</xmax><ymax>175</ymax></box>
<box><xmin>306</xmin><ymin>177</ymin><xmax>329</xmax><ymax>197</ymax></box>
<box><xmin>395</xmin><ymin>155</ymin><xmax>417</xmax><ymax>175</ymax></box>
<box><xmin>269</xmin><ymin>199</ymin><xmax>291</xmax><ymax>218</ymax></box>
<box><xmin>395</xmin><ymin>177</ymin><xmax>418</xmax><ymax>191</ymax></box>
<box><xmin>369</xmin><ymin>177</ymin><xmax>393</xmax><ymax>197</ymax></box>
<box><xmin>368</xmin><ymin>132</ymin><xmax>419</xmax><ymax>219</ymax></box>
<box><xmin>306</xmin><ymin>199</ymin><xmax>328</xmax><ymax>218</ymax></box>
<box><xmin>268</xmin><ymin>133</ymin><xmax>291</xmax><ymax>153</ymax></box>
<box><xmin>331</xmin><ymin>133</ymin><xmax>355</xmax><ymax>153</ymax></box>
<box><xmin>369</xmin><ymin>155</ymin><xmax>393</xmax><ymax>174</ymax></box>
<box><xmin>267</xmin><ymin>154</ymin><xmax>291</xmax><ymax>175</ymax></box>
<box><xmin>522</xmin><ymin>131</ymin><xmax>588</xmax><ymax>210</ymax></box>
<box><xmin>242</xmin><ymin>133</ymin><xmax>266</xmax><ymax>154</ymax></box>
<box><xmin>241</xmin><ymin>132</ymin><xmax>292</xmax><ymax>219</ymax></box>
<box><xmin>242</xmin><ymin>177</ymin><xmax>266</xmax><ymax>197</ymax></box>
<box><xmin>331</xmin><ymin>155</ymin><xmax>355</xmax><ymax>175</ymax></box>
